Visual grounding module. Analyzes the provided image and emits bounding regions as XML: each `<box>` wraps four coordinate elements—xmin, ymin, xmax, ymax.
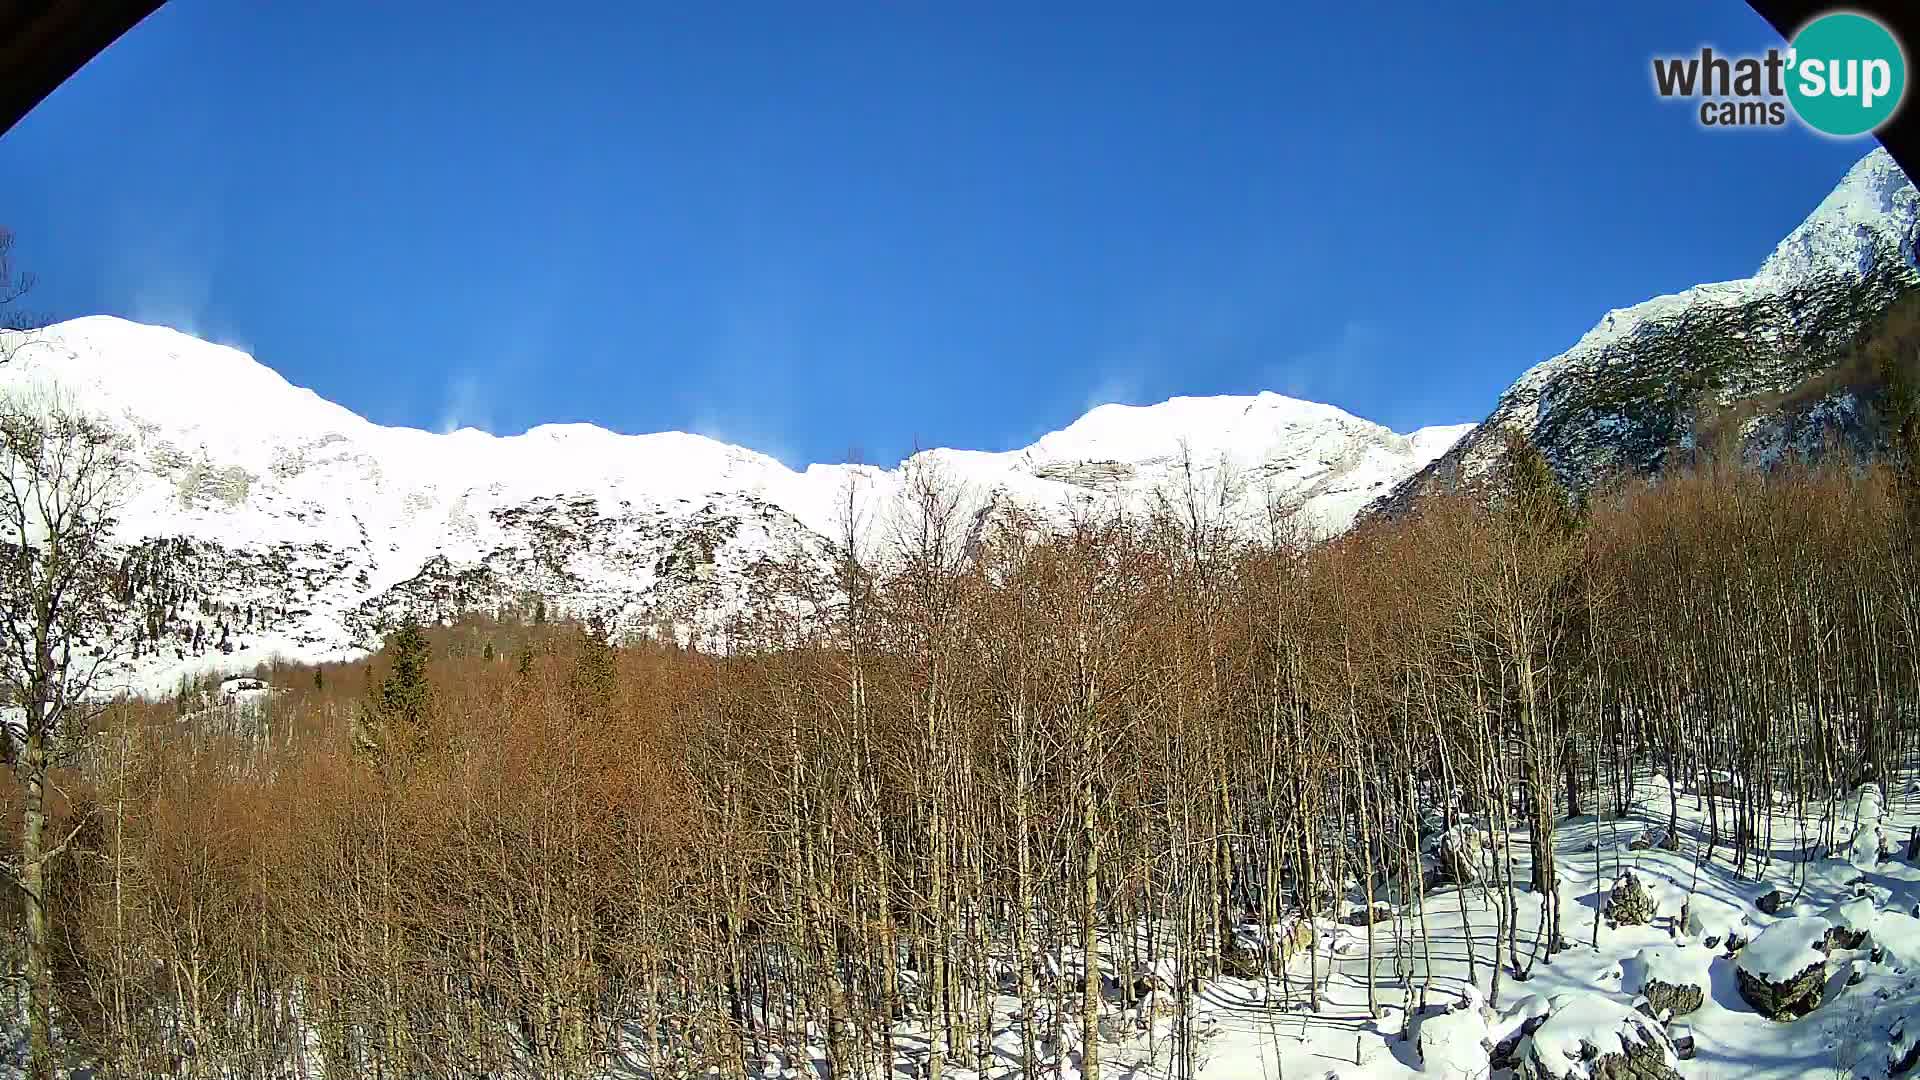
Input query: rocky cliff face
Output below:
<box><xmin>1375</xmin><ymin>148</ymin><xmax>1920</xmax><ymax>514</ymax></box>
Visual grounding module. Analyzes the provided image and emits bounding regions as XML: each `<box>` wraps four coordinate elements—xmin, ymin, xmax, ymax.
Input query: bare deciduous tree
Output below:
<box><xmin>0</xmin><ymin>387</ymin><xmax>130</xmax><ymax>1080</ymax></box>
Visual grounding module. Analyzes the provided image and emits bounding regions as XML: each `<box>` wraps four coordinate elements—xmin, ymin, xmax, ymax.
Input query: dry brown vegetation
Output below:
<box><xmin>0</xmin><ymin>427</ymin><xmax>1915</xmax><ymax>1079</ymax></box>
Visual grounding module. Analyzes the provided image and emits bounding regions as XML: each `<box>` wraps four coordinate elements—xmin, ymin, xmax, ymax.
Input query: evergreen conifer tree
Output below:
<box><xmin>570</xmin><ymin>621</ymin><xmax>617</xmax><ymax>725</ymax></box>
<box><xmin>355</xmin><ymin>621</ymin><xmax>433</xmax><ymax>760</ymax></box>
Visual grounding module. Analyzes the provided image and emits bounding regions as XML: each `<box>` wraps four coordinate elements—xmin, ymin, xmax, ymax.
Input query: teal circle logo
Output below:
<box><xmin>1787</xmin><ymin>12</ymin><xmax>1906</xmax><ymax>136</ymax></box>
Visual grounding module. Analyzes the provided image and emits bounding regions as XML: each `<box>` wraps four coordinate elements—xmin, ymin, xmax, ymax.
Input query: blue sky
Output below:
<box><xmin>0</xmin><ymin>2</ymin><xmax>1884</xmax><ymax>468</ymax></box>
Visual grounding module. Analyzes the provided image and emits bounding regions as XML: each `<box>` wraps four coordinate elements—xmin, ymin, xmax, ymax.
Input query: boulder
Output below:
<box><xmin>1129</xmin><ymin>972</ymin><xmax>1168</xmax><ymax>1000</ymax></box>
<box><xmin>1344</xmin><ymin>901</ymin><xmax>1393</xmax><ymax>927</ymax></box>
<box><xmin>1605</xmin><ymin>872</ymin><xmax>1656</xmax><ymax>927</ymax></box>
<box><xmin>1274</xmin><ymin>916</ymin><xmax>1313</xmax><ymax>960</ymax></box>
<box><xmin>1629</xmin><ymin>825</ymin><xmax>1673</xmax><ymax>852</ymax></box>
<box><xmin>1220</xmin><ymin>916</ymin><xmax>1311</xmax><ymax>978</ymax></box>
<box><xmin>1735</xmin><ymin>961</ymin><xmax>1825</xmax><ymax>1020</ymax></box>
<box><xmin>1515</xmin><ymin>993</ymin><xmax>1681</xmax><ymax>1080</ymax></box>
<box><xmin>1893</xmin><ymin>1008</ymin><xmax>1920</xmax><ymax>1076</ymax></box>
<box><xmin>1492</xmin><ymin>995</ymin><xmax>1552</xmax><ymax>1070</ymax></box>
<box><xmin>1735</xmin><ymin>916</ymin><xmax>1834</xmax><ymax>1020</ymax></box>
<box><xmin>1853</xmin><ymin>781</ymin><xmax>1886</xmax><ymax>823</ymax></box>
<box><xmin>1682</xmin><ymin>893</ymin><xmax>1750</xmax><ymax>951</ymax></box>
<box><xmin>1849</xmin><ymin>822</ymin><xmax>1893</xmax><ymax>870</ymax></box>
<box><xmin>1703</xmin><ymin>770</ymin><xmax>1743</xmax><ymax>798</ymax></box>
<box><xmin>1218</xmin><ymin>935</ymin><xmax>1263</xmax><ymax>978</ymax></box>
<box><xmin>1642</xmin><ymin>979</ymin><xmax>1703</xmax><ymax>1018</ymax></box>
<box><xmin>1622</xmin><ymin>946</ymin><xmax>1711</xmax><ymax>1020</ymax></box>
<box><xmin>1872</xmin><ymin>911</ymin><xmax>1920</xmax><ymax>971</ymax></box>
<box><xmin>1823</xmin><ymin>896</ymin><xmax>1877</xmax><ymax>950</ymax></box>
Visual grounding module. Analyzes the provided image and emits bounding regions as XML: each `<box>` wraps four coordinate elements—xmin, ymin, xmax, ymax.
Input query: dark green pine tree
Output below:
<box><xmin>570</xmin><ymin>621</ymin><xmax>617</xmax><ymax>725</ymax></box>
<box><xmin>1498</xmin><ymin>427</ymin><xmax>1578</xmax><ymax>536</ymax></box>
<box><xmin>357</xmin><ymin>620</ymin><xmax>434</xmax><ymax>760</ymax></box>
<box><xmin>1869</xmin><ymin>294</ymin><xmax>1920</xmax><ymax>483</ymax></box>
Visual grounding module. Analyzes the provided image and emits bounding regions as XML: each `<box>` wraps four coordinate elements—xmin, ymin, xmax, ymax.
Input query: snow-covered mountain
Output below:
<box><xmin>1376</xmin><ymin>148</ymin><xmax>1920</xmax><ymax>513</ymax></box>
<box><xmin>0</xmin><ymin>316</ymin><xmax>1466</xmax><ymax>692</ymax></box>
<box><xmin>16</xmin><ymin>148</ymin><xmax>1908</xmax><ymax>695</ymax></box>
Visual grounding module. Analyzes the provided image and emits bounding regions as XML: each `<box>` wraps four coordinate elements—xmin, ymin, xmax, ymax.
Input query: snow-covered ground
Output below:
<box><xmin>673</xmin><ymin>771</ymin><xmax>1920</xmax><ymax>1080</ymax></box>
<box><xmin>0</xmin><ymin>765</ymin><xmax>1904</xmax><ymax>1079</ymax></box>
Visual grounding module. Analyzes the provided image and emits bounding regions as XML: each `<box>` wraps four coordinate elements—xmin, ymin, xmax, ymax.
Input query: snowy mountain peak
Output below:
<box><xmin>1028</xmin><ymin>392</ymin><xmax>1360</xmax><ymax>463</ymax></box>
<box><xmin>0</xmin><ymin>316</ymin><xmax>1462</xmax><ymax>691</ymax></box>
<box><xmin>1757</xmin><ymin>147</ymin><xmax>1918</xmax><ymax>286</ymax></box>
<box><xmin>1378</xmin><ymin>147</ymin><xmax>1920</xmax><ymax>515</ymax></box>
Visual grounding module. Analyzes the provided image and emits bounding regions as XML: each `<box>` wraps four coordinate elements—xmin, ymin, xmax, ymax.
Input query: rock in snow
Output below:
<box><xmin>1435</xmin><ymin>824</ymin><xmax>1489</xmax><ymax>886</ymax></box>
<box><xmin>1621</xmin><ymin>945</ymin><xmax>1711</xmax><ymax>1019</ymax></box>
<box><xmin>1515</xmin><ymin>993</ymin><xmax>1679</xmax><ymax>1080</ymax></box>
<box><xmin>1874</xmin><ymin>911</ymin><xmax>1920</xmax><ymax>972</ymax></box>
<box><xmin>1604</xmin><ymin>872</ymin><xmax>1656</xmax><ymax>927</ymax></box>
<box><xmin>1825</xmin><ymin>896</ymin><xmax>1878</xmax><ymax>949</ymax></box>
<box><xmin>1682</xmin><ymin>892</ymin><xmax>1750</xmax><ymax>950</ymax></box>
<box><xmin>1416</xmin><ymin>999</ymin><xmax>1493</xmax><ymax>1077</ymax></box>
<box><xmin>1736</xmin><ymin>916</ymin><xmax>1835</xmax><ymax>1020</ymax></box>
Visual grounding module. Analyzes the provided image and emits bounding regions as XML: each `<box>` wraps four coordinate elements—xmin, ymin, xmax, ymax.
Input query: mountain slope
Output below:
<box><xmin>1375</xmin><ymin>148</ymin><xmax>1920</xmax><ymax>513</ymax></box>
<box><xmin>0</xmin><ymin>317</ymin><xmax>1465</xmax><ymax>693</ymax></box>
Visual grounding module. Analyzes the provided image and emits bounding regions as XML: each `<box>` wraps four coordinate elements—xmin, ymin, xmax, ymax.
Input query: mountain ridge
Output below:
<box><xmin>0</xmin><ymin>316</ymin><xmax>1467</xmax><ymax>694</ymax></box>
<box><xmin>1373</xmin><ymin>147</ymin><xmax>1920</xmax><ymax>513</ymax></box>
<box><xmin>5</xmin><ymin>147</ymin><xmax>1913</xmax><ymax>695</ymax></box>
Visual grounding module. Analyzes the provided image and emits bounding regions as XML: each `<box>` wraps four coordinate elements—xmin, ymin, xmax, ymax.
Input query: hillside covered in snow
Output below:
<box><xmin>0</xmin><ymin>317</ymin><xmax>1466</xmax><ymax>692</ymax></box>
<box><xmin>5</xmin><ymin>148</ymin><xmax>1917</xmax><ymax>695</ymax></box>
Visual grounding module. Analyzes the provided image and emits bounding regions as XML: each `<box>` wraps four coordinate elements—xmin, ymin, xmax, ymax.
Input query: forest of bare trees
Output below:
<box><xmin>0</xmin><ymin>419</ymin><xmax>1908</xmax><ymax>1078</ymax></box>
<box><xmin>0</xmin><ymin>295</ymin><xmax>1911</xmax><ymax>1080</ymax></box>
